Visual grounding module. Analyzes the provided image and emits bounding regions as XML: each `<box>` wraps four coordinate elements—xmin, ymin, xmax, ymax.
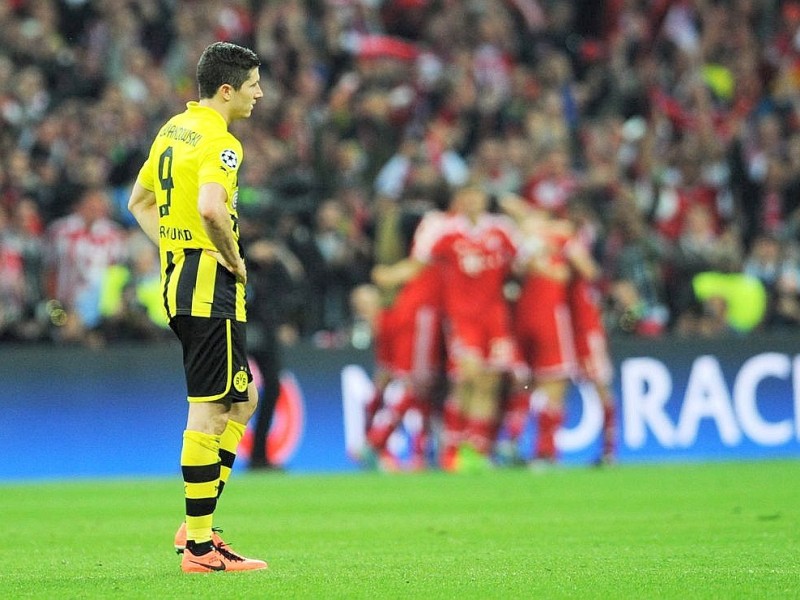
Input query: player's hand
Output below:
<box><xmin>247</xmin><ymin>239</ymin><xmax>277</xmax><ymax>264</ymax></box>
<box><xmin>371</xmin><ymin>264</ymin><xmax>392</xmax><ymax>289</ymax></box>
<box><xmin>231</xmin><ymin>259</ymin><xmax>247</xmax><ymax>285</ymax></box>
<box><xmin>204</xmin><ymin>250</ymin><xmax>247</xmax><ymax>284</ymax></box>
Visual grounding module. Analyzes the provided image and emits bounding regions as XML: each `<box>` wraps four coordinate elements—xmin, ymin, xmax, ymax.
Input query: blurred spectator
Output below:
<box><xmin>669</xmin><ymin>203</ymin><xmax>743</xmax><ymax>321</ymax></box>
<box><xmin>773</xmin><ymin>242</ymin><xmax>800</xmax><ymax>327</ymax></box>
<box><xmin>606</xmin><ymin>278</ymin><xmax>666</xmax><ymax>338</ymax></box>
<box><xmin>374</xmin><ymin>121</ymin><xmax>470</xmax><ymax>201</ymax></box>
<box><xmin>521</xmin><ymin>144</ymin><xmax>579</xmax><ymax>216</ymax></box>
<box><xmin>691</xmin><ymin>271</ymin><xmax>768</xmax><ymax>335</ymax></box>
<box><xmin>245</xmin><ymin>231</ymin><xmax>303</xmax><ymax>471</ymax></box>
<box><xmin>272</xmin><ymin>198</ymin><xmax>371</xmax><ymax>342</ymax></box>
<box><xmin>44</xmin><ymin>188</ymin><xmax>126</xmax><ymax>346</ymax></box>
<box><xmin>98</xmin><ymin>231</ymin><xmax>169</xmax><ymax>341</ymax></box>
<box><xmin>601</xmin><ymin>193</ymin><xmax>670</xmax><ymax>335</ymax></box>
<box><xmin>0</xmin><ymin>198</ymin><xmax>45</xmax><ymax>341</ymax></box>
<box><xmin>470</xmin><ymin>136</ymin><xmax>523</xmax><ymax>200</ymax></box>
<box><xmin>348</xmin><ymin>282</ymin><xmax>382</xmax><ymax>351</ymax></box>
<box><xmin>742</xmin><ymin>233</ymin><xmax>787</xmax><ymax>328</ymax></box>
<box><xmin>1</xmin><ymin>0</ymin><xmax>800</xmax><ymax>346</ymax></box>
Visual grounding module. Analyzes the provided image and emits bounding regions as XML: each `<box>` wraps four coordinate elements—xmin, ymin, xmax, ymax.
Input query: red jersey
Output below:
<box><xmin>397</xmin><ymin>211</ymin><xmax>447</xmax><ymax>313</ymax></box>
<box><xmin>568</xmin><ymin>275</ymin><xmax>613</xmax><ymax>385</ymax></box>
<box><xmin>377</xmin><ymin>211</ymin><xmax>447</xmax><ymax>378</ymax></box>
<box><xmin>413</xmin><ymin>211</ymin><xmax>518</xmax><ymax>370</ymax></box>
<box><xmin>516</xmin><ymin>227</ymin><xmax>572</xmax><ymax>312</ymax></box>
<box><xmin>415</xmin><ymin>212</ymin><xmax>518</xmax><ymax>318</ymax></box>
<box><xmin>514</xmin><ymin>225</ymin><xmax>577</xmax><ymax>381</ymax></box>
<box><xmin>568</xmin><ymin>275</ymin><xmax>604</xmax><ymax>335</ymax></box>
<box><xmin>522</xmin><ymin>174</ymin><xmax>579</xmax><ymax>217</ymax></box>
<box><xmin>46</xmin><ymin>213</ymin><xmax>126</xmax><ymax>309</ymax></box>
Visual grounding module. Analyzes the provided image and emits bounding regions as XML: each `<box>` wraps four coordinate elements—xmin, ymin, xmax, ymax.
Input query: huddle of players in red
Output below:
<box><xmin>362</xmin><ymin>186</ymin><xmax>616</xmax><ymax>471</ymax></box>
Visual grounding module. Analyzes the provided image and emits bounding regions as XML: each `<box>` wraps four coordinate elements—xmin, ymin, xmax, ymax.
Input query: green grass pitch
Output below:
<box><xmin>1</xmin><ymin>460</ymin><xmax>797</xmax><ymax>599</ymax></box>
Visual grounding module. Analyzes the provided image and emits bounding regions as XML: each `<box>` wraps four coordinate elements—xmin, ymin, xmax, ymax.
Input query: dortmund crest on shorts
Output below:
<box><xmin>233</xmin><ymin>368</ymin><xmax>249</xmax><ymax>393</ymax></box>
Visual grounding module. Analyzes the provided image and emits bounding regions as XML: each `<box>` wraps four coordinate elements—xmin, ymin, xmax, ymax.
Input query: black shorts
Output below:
<box><xmin>169</xmin><ymin>316</ymin><xmax>252</xmax><ymax>403</ymax></box>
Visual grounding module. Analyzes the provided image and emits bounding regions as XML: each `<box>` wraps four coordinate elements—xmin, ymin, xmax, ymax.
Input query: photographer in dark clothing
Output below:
<box><xmin>245</xmin><ymin>231</ymin><xmax>304</xmax><ymax>470</ymax></box>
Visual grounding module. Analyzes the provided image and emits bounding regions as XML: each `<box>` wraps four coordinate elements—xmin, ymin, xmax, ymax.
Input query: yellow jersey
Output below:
<box><xmin>137</xmin><ymin>102</ymin><xmax>247</xmax><ymax>322</ymax></box>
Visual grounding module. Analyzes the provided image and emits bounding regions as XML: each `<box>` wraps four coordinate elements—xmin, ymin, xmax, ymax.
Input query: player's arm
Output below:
<box><xmin>498</xmin><ymin>193</ymin><xmax>526</xmax><ymax>219</ymax></box>
<box><xmin>128</xmin><ymin>181</ymin><xmax>160</xmax><ymax>246</ymax></box>
<box><xmin>565</xmin><ymin>238</ymin><xmax>600</xmax><ymax>281</ymax></box>
<box><xmin>371</xmin><ymin>257</ymin><xmax>424</xmax><ymax>290</ymax></box>
<box><xmin>533</xmin><ymin>256</ymin><xmax>571</xmax><ymax>282</ymax></box>
<box><xmin>198</xmin><ymin>182</ymin><xmax>247</xmax><ymax>284</ymax></box>
<box><xmin>518</xmin><ymin>235</ymin><xmax>571</xmax><ymax>282</ymax></box>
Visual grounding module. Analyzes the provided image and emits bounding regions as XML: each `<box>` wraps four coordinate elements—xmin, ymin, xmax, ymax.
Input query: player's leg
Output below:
<box><xmin>365</xmin><ymin>303</ymin><xmax>435</xmax><ymax>466</ymax></box>
<box><xmin>533</xmin><ymin>378</ymin><xmax>568</xmax><ymax>463</ymax></box>
<box><xmin>593</xmin><ymin>379</ymin><xmax>616</xmax><ymax>464</ymax></box>
<box><xmin>438</xmin><ymin>326</ymin><xmax>478</xmax><ymax>471</ymax></box>
<box><xmin>220</xmin><ymin>381</ymin><xmax>259</xmax><ymax>493</ymax></box>
<box><xmin>172</xmin><ymin>317</ymin><xmax>266</xmax><ymax>571</ymax></box>
<box><xmin>495</xmin><ymin>337</ymin><xmax>533</xmax><ymax>464</ymax></box>
<box><xmin>440</xmin><ymin>376</ymin><xmax>470</xmax><ymax>471</ymax></box>
<box><xmin>495</xmin><ymin>371</ymin><xmax>531</xmax><ymax>465</ymax></box>
<box><xmin>408</xmin><ymin>391</ymin><xmax>432</xmax><ymax>470</ymax></box>
<box><xmin>439</xmin><ymin>379</ymin><xmax>464</xmax><ymax>471</ymax></box>
<box><xmin>169</xmin><ymin>316</ymin><xmax>232</xmax><ymax>555</ymax></box>
<box><xmin>174</xmin><ymin>388</ymin><xmax>257</xmax><ymax>554</ymax></box>
<box><xmin>180</xmin><ymin>396</ymin><xmax>265</xmax><ymax>571</ymax></box>
<box><xmin>181</xmin><ymin>394</ymin><xmax>266</xmax><ymax>571</ymax></box>
<box><xmin>463</xmin><ymin>369</ymin><xmax>502</xmax><ymax>458</ymax></box>
<box><xmin>525</xmin><ymin>303</ymin><xmax>575</xmax><ymax>465</ymax></box>
<box><xmin>249</xmin><ymin>349</ymin><xmax>281</xmax><ymax>470</ymax></box>
<box><xmin>451</xmin><ymin>349</ymin><xmax>495</xmax><ymax>472</ymax></box>
<box><xmin>365</xmin><ymin>369</ymin><xmax>390</xmax><ymax>433</ymax></box>
<box><xmin>182</xmin><ymin>399</ymin><xmax>230</xmax><ymax>552</ymax></box>
<box><xmin>367</xmin><ymin>306</ymin><xmax>395</xmax><ymax>432</ymax></box>
<box><xmin>366</xmin><ymin>393</ymin><xmax>415</xmax><ymax>451</ymax></box>
<box><xmin>585</xmin><ymin>330</ymin><xmax>616</xmax><ymax>464</ymax></box>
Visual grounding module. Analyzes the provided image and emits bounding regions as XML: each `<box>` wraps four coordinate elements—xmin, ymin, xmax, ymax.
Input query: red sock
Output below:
<box><xmin>364</xmin><ymin>387</ymin><xmax>384</xmax><ymax>431</ymax></box>
<box><xmin>535</xmin><ymin>408</ymin><xmax>564</xmax><ymax>461</ymax></box>
<box><xmin>504</xmin><ymin>391</ymin><xmax>531</xmax><ymax>440</ymax></box>
<box><xmin>602</xmin><ymin>402</ymin><xmax>616</xmax><ymax>458</ymax></box>
<box><xmin>465</xmin><ymin>418</ymin><xmax>496</xmax><ymax>455</ymax></box>
<box><xmin>366</xmin><ymin>391</ymin><xmax>416</xmax><ymax>451</ymax></box>
<box><xmin>440</xmin><ymin>397</ymin><xmax>464</xmax><ymax>470</ymax></box>
<box><xmin>411</xmin><ymin>401</ymin><xmax>430</xmax><ymax>459</ymax></box>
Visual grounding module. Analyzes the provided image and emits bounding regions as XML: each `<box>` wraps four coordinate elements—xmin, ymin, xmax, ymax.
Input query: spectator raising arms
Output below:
<box><xmin>1</xmin><ymin>3</ymin><xmax>800</xmax><ymax>351</ymax></box>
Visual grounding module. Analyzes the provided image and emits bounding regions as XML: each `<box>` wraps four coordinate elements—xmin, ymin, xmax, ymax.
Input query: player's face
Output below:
<box><xmin>456</xmin><ymin>188</ymin><xmax>488</xmax><ymax>219</ymax></box>
<box><xmin>232</xmin><ymin>68</ymin><xmax>263</xmax><ymax>120</ymax></box>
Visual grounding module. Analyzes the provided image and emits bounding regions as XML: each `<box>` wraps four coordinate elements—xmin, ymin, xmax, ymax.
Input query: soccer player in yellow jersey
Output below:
<box><xmin>128</xmin><ymin>42</ymin><xmax>267</xmax><ymax>573</ymax></box>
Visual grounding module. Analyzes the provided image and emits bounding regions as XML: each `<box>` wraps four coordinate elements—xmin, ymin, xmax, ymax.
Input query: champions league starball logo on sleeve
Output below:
<box><xmin>220</xmin><ymin>149</ymin><xmax>238</xmax><ymax>169</ymax></box>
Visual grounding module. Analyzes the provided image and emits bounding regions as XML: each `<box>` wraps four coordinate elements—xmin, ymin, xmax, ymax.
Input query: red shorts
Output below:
<box><xmin>569</xmin><ymin>280</ymin><xmax>612</xmax><ymax>384</ymax></box>
<box><xmin>445</xmin><ymin>303</ymin><xmax>515</xmax><ymax>374</ymax></box>
<box><xmin>514</xmin><ymin>301</ymin><xmax>576</xmax><ymax>381</ymax></box>
<box><xmin>573</xmin><ymin>324</ymin><xmax>613</xmax><ymax>385</ymax></box>
<box><xmin>376</xmin><ymin>303</ymin><xmax>442</xmax><ymax>380</ymax></box>
<box><xmin>374</xmin><ymin>306</ymin><xmax>396</xmax><ymax>372</ymax></box>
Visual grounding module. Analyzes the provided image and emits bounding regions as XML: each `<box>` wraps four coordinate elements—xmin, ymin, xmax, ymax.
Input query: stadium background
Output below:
<box><xmin>2</xmin><ymin>332</ymin><xmax>798</xmax><ymax>481</ymax></box>
<box><xmin>3</xmin><ymin>2</ymin><xmax>800</xmax><ymax>480</ymax></box>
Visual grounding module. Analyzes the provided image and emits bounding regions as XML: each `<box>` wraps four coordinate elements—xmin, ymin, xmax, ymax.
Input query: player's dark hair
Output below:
<box><xmin>196</xmin><ymin>42</ymin><xmax>261</xmax><ymax>99</ymax></box>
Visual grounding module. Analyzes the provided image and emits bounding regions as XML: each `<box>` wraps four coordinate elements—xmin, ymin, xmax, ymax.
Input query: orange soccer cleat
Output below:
<box><xmin>180</xmin><ymin>544</ymin><xmax>268</xmax><ymax>573</ymax></box>
<box><xmin>175</xmin><ymin>522</ymin><xmax>264</xmax><ymax>566</ymax></box>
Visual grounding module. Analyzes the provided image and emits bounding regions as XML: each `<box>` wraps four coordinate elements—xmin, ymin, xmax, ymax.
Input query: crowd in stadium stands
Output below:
<box><xmin>3</xmin><ymin>0</ymin><xmax>800</xmax><ymax>349</ymax></box>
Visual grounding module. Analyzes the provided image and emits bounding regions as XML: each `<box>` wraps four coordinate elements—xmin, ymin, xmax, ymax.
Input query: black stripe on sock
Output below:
<box><xmin>219</xmin><ymin>449</ymin><xmax>236</xmax><ymax>469</ymax></box>
<box><xmin>186</xmin><ymin>497</ymin><xmax>217</xmax><ymax>517</ymax></box>
<box><xmin>182</xmin><ymin>463</ymin><xmax>220</xmax><ymax>484</ymax></box>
